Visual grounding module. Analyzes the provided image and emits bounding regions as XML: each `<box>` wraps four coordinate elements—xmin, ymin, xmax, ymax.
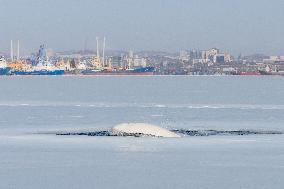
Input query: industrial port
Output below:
<box><xmin>1</xmin><ymin>38</ymin><xmax>284</xmax><ymax>76</ymax></box>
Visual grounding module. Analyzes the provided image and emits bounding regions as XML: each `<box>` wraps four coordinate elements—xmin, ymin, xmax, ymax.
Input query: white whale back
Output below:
<box><xmin>112</xmin><ymin>123</ymin><xmax>180</xmax><ymax>138</ymax></box>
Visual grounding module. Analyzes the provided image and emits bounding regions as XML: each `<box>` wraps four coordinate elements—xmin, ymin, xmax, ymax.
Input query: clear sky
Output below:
<box><xmin>0</xmin><ymin>0</ymin><xmax>284</xmax><ymax>55</ymax></box>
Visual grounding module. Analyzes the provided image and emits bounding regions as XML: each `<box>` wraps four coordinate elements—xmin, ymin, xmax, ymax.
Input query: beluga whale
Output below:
<box><xmin>112</xmin><ymin>123</ymin><xmax>180</xmax><ymax>138</ymax></box>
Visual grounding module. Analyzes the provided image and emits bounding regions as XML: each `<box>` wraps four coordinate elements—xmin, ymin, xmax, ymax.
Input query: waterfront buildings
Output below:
<box><xmin>1</xmin><ymin>41</ymin><xmax>283</xmax><ymax>75</ymax></box>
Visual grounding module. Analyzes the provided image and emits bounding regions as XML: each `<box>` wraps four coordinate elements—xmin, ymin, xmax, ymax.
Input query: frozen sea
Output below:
<box><xmin>0</xmin><ymin>76</ymin><xmax>284</xmax><ymax>189</ymax></box>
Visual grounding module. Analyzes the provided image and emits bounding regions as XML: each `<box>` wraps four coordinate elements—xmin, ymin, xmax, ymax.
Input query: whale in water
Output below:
<box><xmin>112</xmin><ymin>123</ymin><xmax>180</xmax><ymax>138</ymax></box>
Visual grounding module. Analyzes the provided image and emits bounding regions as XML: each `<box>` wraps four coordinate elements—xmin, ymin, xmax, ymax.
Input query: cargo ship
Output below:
<box><xmin>12</xmin><ymin>45</ymin><xmax>64</xmax><ymax>76</ymax></box>
<box><xmin>231</xmin><ymin>70</ymin><xmax>261</xmax><ymax>76</ymax></box>
<box><xmin>12</xmin><ymin>61</ymin><xmax>64</xmax><ymax>75</ymax></box>
<box><xmin>0</xmin><ymin>56</ymin><xmax>12</xmax><ymax>75</ymax></box>
<box><xmin>259</xmin><ymin>70</ymin><xmax>284</xmax><ymax>76</ymax></box>
<box><xmin>258</xmin><ymin>65</ymin><xmax>284</xmax><ymax>76</ymax></box>
<box><xmin>82</xmin><ymin>67</ymin><xmax>155</xmax><ymax>76</ymax></box>
<box><xmin>237</xmin><ymin>71</ymin><xmax>261</xmax><ymax>76</ymax></box>
<box><xmin>13</xmin><ymin>69</ymin><xmax>64</xmax><ymax>75</ymax></box>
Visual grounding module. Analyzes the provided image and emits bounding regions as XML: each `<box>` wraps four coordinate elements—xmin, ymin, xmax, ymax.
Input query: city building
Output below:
<box><xmin>202</xmin><ymin>48</ymin><xmax>219</xmax><ymax>62</ymax></box>
<box><xmin>112</xmin><ymin>56</ymin><xmax>123</xmax><ymax>69</ymax></box>
<box><xmin>214</xmin><ymin>53</ymin><xmax>231</xmax><ymax>63</ymax></box>
<box><xmin>179</xmin><ymin>50</ymin><xmax>189</xmax><ymax>61</ymax></box>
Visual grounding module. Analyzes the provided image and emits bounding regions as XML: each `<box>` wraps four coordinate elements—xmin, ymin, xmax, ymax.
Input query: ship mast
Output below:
<box><xmin>10</xmin><ymin>40</ymin><xmax>13</xmax><ymax>62</ymax></box>
<box><xmin>102</xmin><ymin>37</ymin><xmax>106</xmax><ymax>67</ymax></box>
<box><xmin>96</xmin><ymin>37</ymin><xmax>100</xmax><ymax>63</ymax></box>
<box><xmin>17</xmin><ymin>40</ymin><xmax>20</xmax><ymax>61</ymax></box>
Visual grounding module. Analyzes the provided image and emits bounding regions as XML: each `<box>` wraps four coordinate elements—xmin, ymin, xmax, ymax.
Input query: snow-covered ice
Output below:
<box><xmin>0</xmin><ymin>76</ymin><xmax>284</xmax><ymax>189</ymax></box>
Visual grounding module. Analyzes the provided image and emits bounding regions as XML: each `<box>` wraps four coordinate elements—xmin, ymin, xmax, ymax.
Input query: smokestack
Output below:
<box><xmin>17</xmin><ymin>40</ymin><xmax>20</xmax><ymax>61</ymax></box>
<box><xmin>96</xmin><ymin>37</ymin><xmax>100</xmax><ymax>61</ymax></box>
<box><xmin>102</xmin><ymin>37</ymin><xmax>106</xmax><ymax>66</ymax></box>
<box><xmin>10</xmin><ymin>40</ymin><xmax>13</xmax><ymax>62</ymax></box>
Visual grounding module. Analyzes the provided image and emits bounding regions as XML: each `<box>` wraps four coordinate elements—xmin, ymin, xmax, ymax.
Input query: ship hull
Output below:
<box><xmin>82</xmin><ymin>67</ymin><xmax>155</xmax><ymax>76</ymax></box>
<box><xmin>0</xmin><ymin>68</ymin><xmax>12</xmax><ymax>75</ymax></box>
<box><xmin>13</xmin><ymin>70</ymin><xmax>65</xmax><ymax>75</ymax></box>
<box><xmin>259</xmin><ymin>70</ymin><xmax>284</xmax><ymax>76</ymax></box>
<box><xmin>234</xmin><ymin>71</ymin><xmax>261</xmax><ymax>76</ymax></box>
<box><xmin>82</xmin><ymin>72</ymin><xmax>154</xmax><ymax>76</ymax></box>
<box><xmin>239</xmin><ymin>72</ymin><xmax>261</xmax><ymax>76</ymax></box>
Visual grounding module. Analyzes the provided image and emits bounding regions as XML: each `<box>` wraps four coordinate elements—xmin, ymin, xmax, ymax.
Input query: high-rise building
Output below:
<box><xmin>224</xmin><ymin>53</ymin><xmax>231</xmax><ymax>63</ymax></box>
<box><xmin>129</xmin><ymin>50</ymin><xmax>134</xmax><ymax>58</ymax></box>
<box><xmin>214</xmin><ymin>54</ymin><xmax>225</xmax><ymax>63</ymax></box>
<box><xmin>112</xmin><ymin>56</ymin><xmax>123</xmax><ymax>69</ymax></box>
<box><xmin>179</xmin><ymin>50</ymin><xmax>189</xmax><ymax>61</ymax></box>
<box><xmin>213</xmin><ymin>53</ymin><xmax>231</xmax><ymax>63</ymax></box>
<box><xmin>189</xmin><ymin>49</ymin><xmax>202</xmax><ymax>59</ymax></box>
<box><xmin>202</xmin><ymin>48</ymin><xmax>219</xmax><ymax>62</ymax></box>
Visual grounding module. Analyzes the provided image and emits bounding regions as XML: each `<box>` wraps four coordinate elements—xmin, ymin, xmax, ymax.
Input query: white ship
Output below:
<box><xmin>0</xmin><ymin>56</ymin><xmax>11</xmax><ymax>75</ymax></box>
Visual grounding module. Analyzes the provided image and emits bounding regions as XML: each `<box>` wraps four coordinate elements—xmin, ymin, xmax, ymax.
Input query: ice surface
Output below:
<box><xmin>0</xmin><ymin>76</ymin><xmax>284</xmax><ymax>189</ymax></box>
<box><xmin>0</xmin><ymin>134</ymin><xmax>283</xmax><ymax>189</ymax></box>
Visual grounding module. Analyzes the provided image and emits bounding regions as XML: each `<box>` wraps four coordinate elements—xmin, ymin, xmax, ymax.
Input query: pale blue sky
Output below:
<box><xmin>0</xmin><ymin>0</ymin><xmax>284</xmax><ymax>55</ymax></box>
